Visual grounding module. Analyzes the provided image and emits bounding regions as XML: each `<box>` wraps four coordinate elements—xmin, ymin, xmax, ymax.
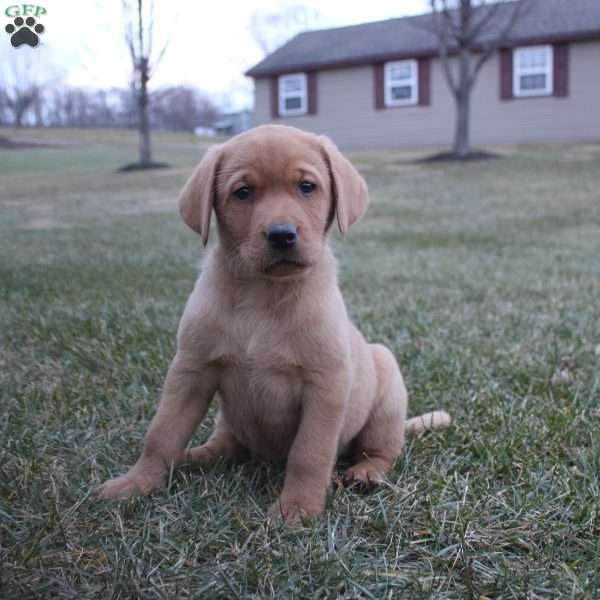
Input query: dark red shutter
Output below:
<box><xmin>499</xmin><ymin>48</ymin><xmax>513</xmax><ymax>101</ymax></box>
<box><xmin>418</xmin><ymin>57</ymin><xmax>431</xmax><ymax>106</ymax></box>
<box><xmin>270</xmin><ymin>77</ymin><xmax>279</xmax><ymax>118</ymax></box>
<box><xmin>307</xmin><ymin>72</ymin><xmax>317</xmax><ymax>114</ymax></box>
<box><xmin>374</xmin><ymin>64</ymin><xmax>385</xmax><ymax>110</ymax></box>
<box><xmin>553</xmin><ymin>43</ymin><xmax>569</xmax><ymax>97</ymax></box>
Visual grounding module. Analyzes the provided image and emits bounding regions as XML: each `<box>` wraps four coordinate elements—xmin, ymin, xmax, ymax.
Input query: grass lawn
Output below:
<box><xmin>1</xmin><ymin>128</ymin><xmax>599</xmax><ymax>599</ymax></box>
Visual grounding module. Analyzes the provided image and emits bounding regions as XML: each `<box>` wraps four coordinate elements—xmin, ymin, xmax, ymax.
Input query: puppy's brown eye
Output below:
<box><xmin>233</xmin><ymin>186</ymin><xmax>252</xmax><ymax>201</ymax></box>
<box><xmin>299</xmin><ymin>181</ymin><xmax>316</xmax><ymax>195</ymax></box>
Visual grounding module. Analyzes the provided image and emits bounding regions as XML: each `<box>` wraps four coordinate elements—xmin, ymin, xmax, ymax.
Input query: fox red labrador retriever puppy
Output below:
<box><xmin>100</xmin><ymin>125</ymin><xmax>450</xmax><ymax>521</ymax></box>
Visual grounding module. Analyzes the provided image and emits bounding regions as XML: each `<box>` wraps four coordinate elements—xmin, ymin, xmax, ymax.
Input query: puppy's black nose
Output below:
<box><xmin>266</xmin><ymin>223</ymin><xmax>297</xmax><ymax>250</ymax></box>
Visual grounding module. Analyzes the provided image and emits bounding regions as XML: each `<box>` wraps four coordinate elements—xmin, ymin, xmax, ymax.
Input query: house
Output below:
<box><xmin>246</xmin><ymin>0</ymin><xmax>600</xmax><ymax>149</ymax></box>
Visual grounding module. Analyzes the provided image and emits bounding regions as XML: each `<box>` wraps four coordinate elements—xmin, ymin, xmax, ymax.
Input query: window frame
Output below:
<box><xmin>384</xmin><ymin>60</ymin><xmax>419</xmax><ymax>107</ymax></box>
<box><xmin>278</xmin><ymin>73</ymin><xmax>308</xmax><ymax>116</ymax></box>
<box><xmin>513</xmin><ymin>45</ymin><xmax>554</xmax><ymax>97</ymax></box>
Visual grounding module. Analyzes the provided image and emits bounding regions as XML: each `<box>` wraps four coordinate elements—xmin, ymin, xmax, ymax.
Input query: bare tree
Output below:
<box><xmin>122</xmin><ymin>0</ymin><xmax>169</xmax><ymax>166</ymax></box>
<box><xmin>250</xmin><ymin>3</ymin><xmax>323</xmax><ymax>55</ymax></box>
<box><xmin>0</xmin><ymin>89</ymin><xmax>8</xmax><ymax>125</ymax></box>
<box><xmin>0</xmin><ymin>46</ymin><xmax>60</xmax><ymax>127</ymax></box>
<box><xmin>151</xmin><ymin>86</ymin><xmax>218</xmax><ymax>132</ymax></box>
<box><xmin>430</xmin><ymin>0</ymin><xmax>529</xmax><ymax>158</ymax></box>
<box><xmin>5</xmin><ymin>85</ymin><xmax>39</xmax><ymax>127</ymax></box>
<box><xmin>0</xmin><ymin>50</ymin><xmax>36</xmax><ymax>126</ymax></box>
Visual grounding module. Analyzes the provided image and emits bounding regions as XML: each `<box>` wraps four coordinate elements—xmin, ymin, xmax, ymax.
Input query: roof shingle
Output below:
<box><xmin>246</xmin><ymin>0</ymin><xmax>600</xmax><ymax>77</ymax></box>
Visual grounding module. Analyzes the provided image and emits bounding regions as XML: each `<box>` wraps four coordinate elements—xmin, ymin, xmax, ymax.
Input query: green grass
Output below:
<box><xmin>1</xmin><ymin>127</ymin><xmax>599</xmax><ymax>599</ymax></box>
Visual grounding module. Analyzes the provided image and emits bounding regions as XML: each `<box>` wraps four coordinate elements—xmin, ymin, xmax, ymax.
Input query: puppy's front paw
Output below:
<box><xmin>343</xmin><ymin>464</ymin><xmax>384</xmax><ymax>494</ymax></box>
<box><xmin>267</xmin><ymin>496</ymin><xmax>323</xmax><ymax>525</ymax></box>
<box><xmin>99</xmin><ymin>467</ymin><xmax>165</xmax><ymax>500</ymax></box>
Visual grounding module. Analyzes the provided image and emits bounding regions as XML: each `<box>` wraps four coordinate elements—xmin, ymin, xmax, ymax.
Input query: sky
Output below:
<box><xmin>1</xmin><ymin>0</ymin><xmax>429</xmax><ymax>110</ymax></box>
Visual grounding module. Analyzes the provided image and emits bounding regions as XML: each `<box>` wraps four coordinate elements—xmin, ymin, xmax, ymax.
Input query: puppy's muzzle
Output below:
<box><xmin>266</xmin><ymin>223</ymin><xmax>297</xmax><ymax>251</ymax></box>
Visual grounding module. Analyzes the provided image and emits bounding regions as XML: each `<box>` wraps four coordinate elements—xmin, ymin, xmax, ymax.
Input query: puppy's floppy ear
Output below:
<box><xmin>319</xmin><ymin>136</ymin><xmax>369</xmax><ymax>235</ymax></box>
<box><xmin>179</xmin><ymin>145</ymin><xmax>222</xmax><ymax>246</ymax></box>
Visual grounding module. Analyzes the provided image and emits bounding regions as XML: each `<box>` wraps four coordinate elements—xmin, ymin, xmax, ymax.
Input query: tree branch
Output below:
<box><xmin>469</xmin><ymin>0</ymin><xmax>530</xmax><ymax>86</ymax></box>
<box><xmin>466</xmin><ymin>1</ymin><xmax>502</xmax><ymax>45</ymax></box>
<box><xmin>146</xmin><ymin>0</ymin><xmax>154</xmax><ymax>60</ymax></box>
<box><xmin>149</xmin><ymin>38</ymin><xmax>171</xmax><ymax>79</ymax></box>
<box><xmin>439</xmin><ymin>0</ymin><xmax>463</xmax><ymax>39</ymax></box>
<box><xmin>137</xmin><ymin>0</ymin><xmax>144</xmax><ymax>67</ymax></box>
<box><xmin>430</xmin><ymin>0</ymin><xmax>459</xmax><ymax>97</ymax></box>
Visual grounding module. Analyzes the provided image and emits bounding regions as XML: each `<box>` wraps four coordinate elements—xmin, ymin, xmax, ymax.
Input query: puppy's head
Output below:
<box><xmin>179</xmin><ymin>125</ymin><xmax>368</xmax><ymax>278</ymax></box>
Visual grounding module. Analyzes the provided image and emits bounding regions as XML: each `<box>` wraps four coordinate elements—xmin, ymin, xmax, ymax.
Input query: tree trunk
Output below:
<box><xmin>34</xmin><ymin>95</ymin><xmax>43</xmax><ymax>127</ymax></box>
<box><xmin>453</xmin><ymin>49</ymin><xmax>472</xmax><ymax>158</ymax></box>
<box><xmin>453</xmin><ymin>89</ymin><xmax>470</xmax><ymax>158</ymax></box>
<box><xmin>137</xmin><ymin>59</ymin><xmax>152</xmax><ymax>165</ymax></box>
<box><xmin>138</xmin><ymin>98</ymin><xmax>152</xmax><ymax>165</ymax></box>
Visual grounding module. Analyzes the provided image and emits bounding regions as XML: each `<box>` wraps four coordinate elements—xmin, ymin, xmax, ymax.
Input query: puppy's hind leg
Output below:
<box><xmin>186</xmin><ymin>410</ymin><xmax>244</xmax><ymax>465</ymax></box>
<box><xmin>344</xmin><ymin>344</ymin><xmax>407</xmax><ymax>491</ymax></box>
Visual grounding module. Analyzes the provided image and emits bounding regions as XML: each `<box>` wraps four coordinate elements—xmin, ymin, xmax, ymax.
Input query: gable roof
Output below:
<box><xmin>246</xmin><ymin>0</ymin><xmax>600</xmax><ymax>78</ymax></box>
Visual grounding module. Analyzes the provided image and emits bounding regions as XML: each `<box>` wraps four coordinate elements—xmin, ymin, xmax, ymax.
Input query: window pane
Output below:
<box><xmin>389</xmin><ymin>63</ymin><xmax>412</xmax><ymax>81</ymax></box>
<box><xmin>391</xmin><ymin>85</ymin><xmax>413</xmax><ymax>100</ymax></box>
<box><xmin>285</xmin><ymin>96</ymin><xmax>302</xmax><ymax>110</ymax></box>
<box><xmin>520</xmin><ymin>74</ymin><xmax>546</xmax><ymax>91</ymax></box>
<box><xmin>518</xmin><ymin>47</ymin><xmax>548</xmax><ymax>69</ymax></box>
<box><xmin>283</xmin><ymin>78</ymin><xmax>303</xmax><ymax>93</ymax></box>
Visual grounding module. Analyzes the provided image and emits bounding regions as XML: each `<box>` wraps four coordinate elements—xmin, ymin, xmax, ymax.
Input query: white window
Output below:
<box><xmin>278</xmin><ymin>73</ymin><xmax>307</xmax><ymax>116</ymax></box>
<box><xmin>384</xmin><ymin>60</ymin><xmax>418</xmax><ymax>107</ymax></box>
<box><xmin>513</xmin><ymin>45</ymin><xmax>553</xmax><ymax>97</ymax></box>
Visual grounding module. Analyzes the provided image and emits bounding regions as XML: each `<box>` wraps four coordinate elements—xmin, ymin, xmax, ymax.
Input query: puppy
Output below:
<box><xmin>100</xmin><ymin>125</ymin><xmax>450</xmax><ymax>521</ymax></box>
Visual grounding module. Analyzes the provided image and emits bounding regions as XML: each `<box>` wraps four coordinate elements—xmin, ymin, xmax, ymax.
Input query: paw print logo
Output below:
<box><xmin>5</xmin><ymin>16</ymin><xmax>45</xmax><ymax>48</ymax></box>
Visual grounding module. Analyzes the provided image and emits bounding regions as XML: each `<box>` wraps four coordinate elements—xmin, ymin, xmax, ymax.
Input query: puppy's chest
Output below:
<box><xmin>213</xmin><ymin>316</ymin><xmax>306</xmax><ymax>455</ymax></box>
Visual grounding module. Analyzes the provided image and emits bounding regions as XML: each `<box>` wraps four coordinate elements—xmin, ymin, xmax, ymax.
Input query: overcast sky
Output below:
<box><xmin>3</xmin><ymin>0</ymin><xmax>429</xmax><ymax>109</ymax></box>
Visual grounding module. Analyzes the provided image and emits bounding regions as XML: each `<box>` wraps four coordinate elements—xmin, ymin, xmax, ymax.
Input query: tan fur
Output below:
<box><xmin>99</xmin><ymin>125</ymin><xmax>451</xmax><ymax>522</ymax></box>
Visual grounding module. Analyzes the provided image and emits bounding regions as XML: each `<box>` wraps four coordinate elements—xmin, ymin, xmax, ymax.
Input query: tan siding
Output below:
<box><xmin>252</xmin><ymin>40</ymin><xmax>600</xmax><ymax>149</ymax></box>
<box><xmin>471</xmin><ymin>42</ymin><xmax>600</xmax><ymax>144</ymax></box>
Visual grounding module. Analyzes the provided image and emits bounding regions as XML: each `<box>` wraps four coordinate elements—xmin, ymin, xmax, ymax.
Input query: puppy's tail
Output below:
<box><xmin>405</xmin><ymin>410</ymin><xmax>452</xmax><ymax>437</ymax></box>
